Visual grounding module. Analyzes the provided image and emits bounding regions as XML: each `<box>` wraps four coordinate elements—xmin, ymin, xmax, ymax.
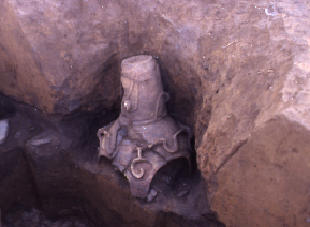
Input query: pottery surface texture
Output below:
<box><xmin>98</xmin><ymin>55</ymin><xmax>192</xmax><ymax>197</ymax></box>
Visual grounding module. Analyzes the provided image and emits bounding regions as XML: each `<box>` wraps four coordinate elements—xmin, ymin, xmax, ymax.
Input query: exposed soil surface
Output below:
<box><xmin>1</xmin><ymin>0</ymin><xmax>310</xmax><ymax>226</ymax></box>
<box><xmin>2</xmin><ymin>209</ymin><xmax>93</xmax><ymax>227</ymax></box>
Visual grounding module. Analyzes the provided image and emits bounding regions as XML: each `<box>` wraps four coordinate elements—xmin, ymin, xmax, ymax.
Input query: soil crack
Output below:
<box><xmin>215</xmin><ymin>139</ymin><xmax>248</xmax><ymax>174</ymax></box>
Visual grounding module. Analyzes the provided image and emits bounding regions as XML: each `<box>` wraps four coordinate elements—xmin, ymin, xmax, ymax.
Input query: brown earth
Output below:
<box><xmin>0</xmin><ymin>0</ymin><xmax>310</xmax><ymax>227</ymax></box>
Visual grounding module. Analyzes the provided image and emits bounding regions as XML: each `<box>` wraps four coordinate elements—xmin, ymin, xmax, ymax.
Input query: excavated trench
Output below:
<box><xmin>1</xmin><ymin>0</ymin><xmax>309</xmax><ymax>226</ymax></box>
<box><xmin>0</xmin><ymin>60</ymin><xmax>223</xmax><ymax>227</ymax></box>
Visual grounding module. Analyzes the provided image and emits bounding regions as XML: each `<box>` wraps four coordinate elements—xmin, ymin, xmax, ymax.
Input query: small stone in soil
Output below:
<box><xmin>147</xmin><ymin>189</ymin><xmax>158</xmax><ymax>202</ymax></box>
<box><xmin>0</xmin><ymin>119</ymin><xmax>9</xmax><ymax>144</ymax></box>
